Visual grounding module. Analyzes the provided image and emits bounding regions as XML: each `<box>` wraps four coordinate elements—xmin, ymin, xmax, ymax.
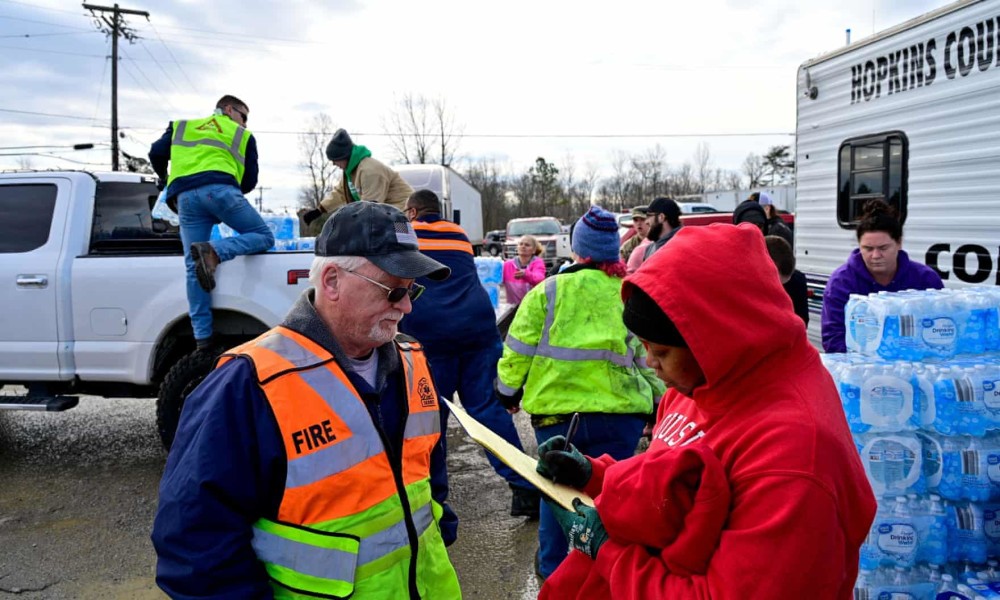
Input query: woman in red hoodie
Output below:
<box><xmin>537</xmin><ymin>223</ymin><xmax>876</xmax><ymax>599</ymax></box>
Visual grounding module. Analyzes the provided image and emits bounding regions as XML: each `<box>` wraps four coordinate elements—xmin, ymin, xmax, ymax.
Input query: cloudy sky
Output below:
<box><xmin>0</xmin><ymin>0</ymin><xmax>951</xmax><ymax>211</ymax></box>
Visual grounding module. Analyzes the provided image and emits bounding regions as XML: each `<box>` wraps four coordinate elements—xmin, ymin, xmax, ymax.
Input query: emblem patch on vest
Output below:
<box><xmin>417</xmin><ymin>377</ymin><xmax>435</xmax><ymax>407</ymax></box>
<box><xmin>195</xmin><ymin>118</ymin><xmax>223</xmax><ymax>133</ymax></box>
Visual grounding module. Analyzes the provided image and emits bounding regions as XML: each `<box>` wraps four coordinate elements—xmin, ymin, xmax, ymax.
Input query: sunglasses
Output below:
<box><xmin>344</xmin><ymin>269</ymin><xmax>424</xmax><ymax>303</ymax></box>
<box><xmin>232</xmin><ymin>107</ymin><xmax>248</xmax><ymax>124</ymax></box>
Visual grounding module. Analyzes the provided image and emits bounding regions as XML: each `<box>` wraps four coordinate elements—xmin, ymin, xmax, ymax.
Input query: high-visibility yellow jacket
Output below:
<box><xmin>498</xmin><ymin>266</ymin><xmax>664</xmax><ymax>417</ymax></box>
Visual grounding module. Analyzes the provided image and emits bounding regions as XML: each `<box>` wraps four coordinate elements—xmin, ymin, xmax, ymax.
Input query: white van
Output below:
<box><xmin>795</xmin><ymin>0</ymin><xmax>1000</xmax><ymax>342</ymax></box>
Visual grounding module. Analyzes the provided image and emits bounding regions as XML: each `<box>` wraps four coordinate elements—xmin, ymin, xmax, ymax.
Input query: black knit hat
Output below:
<box><xmin>622</xmin><ymin>286</ymin><xmax>688</xmax><ymax>348</ymax></box>
<box><xmin>326</xmin><ymin>128</ymin><xmax>354</xmax><ymax>161</ymax></box>
<box><xmin>733</xmin><ymin>201</ymin><xmax>766</xmax><ymax>228</ymax></box>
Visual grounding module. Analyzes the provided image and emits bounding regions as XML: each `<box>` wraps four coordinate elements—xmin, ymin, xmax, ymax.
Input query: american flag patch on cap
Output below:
<box><xmin>395</xmin><ymin>221</ymin><xmax>418</xmax><ymax>246</ymax></box>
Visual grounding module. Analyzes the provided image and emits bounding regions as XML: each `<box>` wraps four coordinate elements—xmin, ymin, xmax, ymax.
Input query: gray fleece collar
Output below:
<box><xmin>281</xmin><ymin>289</ymin><xmax>398</xmax><ymax>392</ymax></box>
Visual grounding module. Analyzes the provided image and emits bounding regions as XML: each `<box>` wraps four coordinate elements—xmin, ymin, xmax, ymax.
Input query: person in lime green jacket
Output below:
<box><xmin>495</xmin><ymin>205</ymin><xmax>664</xmax><ymax>580</ymax></box>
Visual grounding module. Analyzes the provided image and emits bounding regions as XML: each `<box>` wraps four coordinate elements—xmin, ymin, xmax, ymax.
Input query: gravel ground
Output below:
<box><xmin>0</xmin><ymin>395</ymin><xmax>541</xmax><ymax>599</ymax></box>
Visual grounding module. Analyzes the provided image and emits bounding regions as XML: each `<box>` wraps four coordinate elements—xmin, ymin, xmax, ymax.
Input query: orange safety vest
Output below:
<box><xmin>218</xmin><ymin>326</ymin><xmax>460</xmax><ymax>599</ymax></box>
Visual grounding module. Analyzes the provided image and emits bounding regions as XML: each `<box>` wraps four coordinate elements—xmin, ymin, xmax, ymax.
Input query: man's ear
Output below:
<box><xmin>318</xmin><ymin>264</ymin><xmax>341</xmax><ymax>301</ymax></box>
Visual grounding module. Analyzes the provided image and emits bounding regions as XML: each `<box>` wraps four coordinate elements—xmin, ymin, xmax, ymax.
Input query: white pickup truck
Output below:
<box><xmin>0</xmin><ymin>170</ymin><xmax>313</xmax><ymax>447</ymax></box>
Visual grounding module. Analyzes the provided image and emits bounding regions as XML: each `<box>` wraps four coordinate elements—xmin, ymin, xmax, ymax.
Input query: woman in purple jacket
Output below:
<box><xmin>821</xmin><ymin>199</ymin><xmax>943</xmax><ymax>353</ymax></box>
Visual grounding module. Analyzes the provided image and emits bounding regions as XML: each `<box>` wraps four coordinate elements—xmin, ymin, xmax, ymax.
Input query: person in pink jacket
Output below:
<box><xmin>503</xmin><ymin>235</ymin><xmax>547</xmax><ymax>305</ymax></box>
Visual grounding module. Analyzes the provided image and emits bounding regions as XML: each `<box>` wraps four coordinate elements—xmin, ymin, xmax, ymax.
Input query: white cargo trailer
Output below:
<box><xmin>795</xmin><ymin>0</ymin><xmax>1000</xmax><ymax>343</ymax></box>
<box><xmin>395</xmin><ymin>164</ymin><xmax>484</xmax><ymax>252</ymax></box>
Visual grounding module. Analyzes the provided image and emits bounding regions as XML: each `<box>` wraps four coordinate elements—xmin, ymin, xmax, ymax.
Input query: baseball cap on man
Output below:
<box><xmin>646</xmin><ymin>197</ymin><xmax>681</xmax><ymax>221</ymax></box>
<box><xmin>316</xmin><ymin>202</ymin><xmax>450</xmax><ymax>281</ymax></box>
<box><xmin>631</xmin><ymin>205</ymin><xmax>649</xmax><ymax>218</ymax></box>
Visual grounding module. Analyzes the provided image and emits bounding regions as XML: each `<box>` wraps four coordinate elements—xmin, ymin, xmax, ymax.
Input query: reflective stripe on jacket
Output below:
<box><xmin>219</xmin><ymin>327</ymin><xmax>461</xmax><ymax>599</ymax></box>
<box><xmin>498</xmin><ymin>267</ymin><xmax>664</xmax><ymax>416</ymax></box>
<box><xmin>167</xmin><ymin>114</ymin><xmax>249</xmax><ymax>187</ymax></box>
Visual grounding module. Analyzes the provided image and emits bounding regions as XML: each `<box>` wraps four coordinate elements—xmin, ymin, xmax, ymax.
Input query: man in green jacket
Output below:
<box><xmin>495</xmin><ymin>205</ymin><xmax>664</xmax><ymax>579</ymax></box>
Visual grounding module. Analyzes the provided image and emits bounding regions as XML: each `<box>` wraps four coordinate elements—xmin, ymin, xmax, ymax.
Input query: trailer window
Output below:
<box><xmin>837</xmin><ymin>132</ymin><xmax>907</xmax><ymax>227</ymax></box>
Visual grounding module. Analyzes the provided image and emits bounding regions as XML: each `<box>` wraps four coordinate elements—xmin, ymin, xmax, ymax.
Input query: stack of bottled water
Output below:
<box><xmin>210</xmin><ymin>211</ymin><xmax>310</xmax><ymax>252</ymax></box>
<box><xmin>845</xmin><ymin>289</ymin><xmax>1000</xmax><ymax>360</ymax></box>
<box><xmin>474</xmin><ymin>257</ymin><xmax>503</xmax><ymax>308</ymax></box>
<box><xmin>828</xmin><ymin>288</ymin><xmax>1000</xmax><ymax>599</ymax></box>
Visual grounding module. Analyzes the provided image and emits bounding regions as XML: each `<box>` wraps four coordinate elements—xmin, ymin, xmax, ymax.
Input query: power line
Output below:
<box><xmin>0</xmin><ymin>143</ymin><xmax>108</xmax><ymax>150</ymax></box>
<box><xmin>91</xmin><ymin>51</ymin><xmax>109</xmax><ymax>125</ymax></box>
<box><xmin>0</xmin><ymin>0</ymin><xmax>87</xmax><ymax>16</ymax></box>
<box><xmin>136</xmin><ymin>37</ymin><xmax>180</xmax><ymax>93</ymax></box>
<box><xmin>0</xmin><ymin>107</ymin><xmax>106</xmax><ymax>122</ymax></box>
<box><xmin>120</xmin><ymin>46</ymin><xmax>176</xmax><ymax>112</ymax></box>
<box><xmin>235</xmin><ymin>130</ymin><xmax>798</xmax><ymax>139</ymax></box>
<box><xmin>0</xmin><ymin>30</ymin><xmax>97</xmax><ymax>38</ymax></box>
<box><xmin>134</xmin><ymin>22</ymin><xmax>319</xmax><ymax>45</ymax></box>
<box><xmin>146</xmin><ymin>21</ymin><xmax>197</xmax><ymax>90</ymax></box>
<box><xmin>0</xmin><ymin>14</ymin><xmax>92</xmax><ymax>29</ymax></box>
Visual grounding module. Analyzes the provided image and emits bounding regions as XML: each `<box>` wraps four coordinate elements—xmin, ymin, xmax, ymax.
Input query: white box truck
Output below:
<box><xmin>795</xmin><ymin>0</ymin><xmax>1000</xmax><ymax>342</ymax></box>
<box><xmin>395</xmin><ymin>164</ymin><xmax>485</xmax><ymax>253</ymax></box>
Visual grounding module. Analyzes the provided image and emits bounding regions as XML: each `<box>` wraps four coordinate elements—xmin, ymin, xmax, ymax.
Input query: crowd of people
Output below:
<box><xmin>150</xmin><ymin>95</ymin><xmax>958</xmax><ymax>599</ymax></box>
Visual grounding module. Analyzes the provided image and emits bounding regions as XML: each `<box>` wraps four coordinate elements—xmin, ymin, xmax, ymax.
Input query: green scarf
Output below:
<box><xmin>345</xmin><ymin>145</ymin><xmax>373</xmax><ymax>202</ymax></box>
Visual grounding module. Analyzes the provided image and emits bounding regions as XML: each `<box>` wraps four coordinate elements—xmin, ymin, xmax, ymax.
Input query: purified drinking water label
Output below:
<box><xmin>861</xmin><ymin>376</ymin><xmax>914</xmax><ymax>426</ymax></box>
<box><xmin>877</xmin><ymin>523</ymin><xmax>917</xmax><ymax>556</ymax></box>
<box><xmin>922</xmin><ymin>317</ymin><xmax>958</xmax><ymax>347</ymax></box>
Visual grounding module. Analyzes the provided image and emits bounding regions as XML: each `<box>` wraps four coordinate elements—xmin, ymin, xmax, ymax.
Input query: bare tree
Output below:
<box><xmin>763</xmin><ymin>145</ymin><xmax>795</xmax><ymax>185</ymax></box>
<box><xmin>742</xmin><ymin>153</ymin><xmax>766</xmax><ymax>188</ymax></box>
<box><xmin>383</xmin><ymin>93</ymin><xmax>463</xmax><ymax>165</ymax></box>
<box><xmin>16</xmin><ymin>156</ymin><xmax>34</xmax><ymax>170</ymax></box>
<box><xmin>693</xmin><ymin>142</ymin><xmax>712</xmax><ymax>193</ymax></box>
<box><xmin>631</xmin><ymin>145</ymin><xmax>667</xmax><ymax>202</ymax></box>
<box><xmin>724</xmin><ymin>170</ymin><xmax>744</xmax><ymax>190</ymax></box>
<box><xmin>431</xmin><ymin>97</ymin><xmax>462</xmax><ymax>166</ymax></box>
<box><xmin>298</xmin><ymin>113</ymin><xmax>338</xmax><ymax>210</ymax></box>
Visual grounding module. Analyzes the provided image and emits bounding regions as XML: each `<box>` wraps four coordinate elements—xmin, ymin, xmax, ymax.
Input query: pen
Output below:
<box><xmin>563</xmin><ymin>412</ymin><xmax>580</xmax><ymax>451</ymax></box>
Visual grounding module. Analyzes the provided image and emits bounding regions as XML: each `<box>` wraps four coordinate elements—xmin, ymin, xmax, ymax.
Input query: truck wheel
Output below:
<box><xmin>156</xmin><ymin>349</ymin><xmax>219</xmax><ymax>451</ymax></box>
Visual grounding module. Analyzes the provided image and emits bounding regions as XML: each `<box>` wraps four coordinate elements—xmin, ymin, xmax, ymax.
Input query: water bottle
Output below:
<box><xmin>841</xmin><ymin>362</ymin><xmax>870</xmax><ymax>433</ymax></box>
<box><xmin>916</xmin><ymin>365</ymin><xmax>939</xmax><ymax>431</ymax></box>
<box><xmin>921</xmin><ymin>291</ymin><xmax>961</xmax><ymax>360</ymax></box>
<box><xmin>917</xmin><ymin>431</ymin><xmax>944</xmax><ymax>493</ymax></box>
<box><xmin>860</xmin><ymin>362</ymin><xmax>916</xmax><ymax>431</ymax></box>
<box><xmin>961</xmin><ymin>290</ymin><xmax>991</xmax><ymax>356</ymax></box>
<box><xmin>847</xmin><ymin>294</ymin><xmax>875</xmax><ymax>354</ymax></box>
<box><xmin>937</xmin><ymin>573</ymin><xmax>966</xmax><ymax>599</ymax></box>
<box><xmin>854</xmin><ymin>568</ymin><xmax>874</xmax><ymax>600</ymax></box>
<box><xmin>859</xmin><ymin>434</ymin><xmax>923</xmax><ymax>495</ymax></box>
<box><xmin>983</xmin><ymin>503</ymin><xmax>1000</xmax><ymax>559</ymax></box>
<box><xmin>918</xmin><ymin>494</ymin><xmax>949</xmax><ymax>566</ymax></box>
<box><xmin>981</xmin><ymin>363</ymin><xmax>1000</xmax><ymax>430</ymax></box>
<box><xmin>151</xmin><ymin>190</ymin><xmax>180</xmax><ymax>226</ymax></box>
<box><xmin>948</xmin><ymin>502</ymin><xmax>989</xmax><ymax>564</ymax></box>
<box><xmin>297</xmin><ymin>237</ymin><xmax>316</xmax><ymax>252</ymax></box>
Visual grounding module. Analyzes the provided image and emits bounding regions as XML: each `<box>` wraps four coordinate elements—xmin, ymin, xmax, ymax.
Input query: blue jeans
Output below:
<box><xmin>426</xmin><ymin>339</ymin><xmax>533</xmax><ymax>490</ymax></box>
<box><xmin>178</xmin><ymin>184</ymin><xmax>274</xmax><ymax>341</ymax></box>
<box><xmin>534</xmin><ymin>413</ymin><xmax>644</xmax><ymax>578</ymax></box>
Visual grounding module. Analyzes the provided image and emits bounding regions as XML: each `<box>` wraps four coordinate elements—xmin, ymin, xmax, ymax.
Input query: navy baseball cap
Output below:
<box><xmin>316</xmin><ymin>202</ymin><xmax>450</xmax><ymax>281</ymax></box>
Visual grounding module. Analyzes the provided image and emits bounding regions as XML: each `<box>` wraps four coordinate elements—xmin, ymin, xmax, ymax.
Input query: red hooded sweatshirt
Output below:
<box><xmin>553</xmin><ymin>224</ymin><xmax>876</xmax><ymax>599</ymax></box>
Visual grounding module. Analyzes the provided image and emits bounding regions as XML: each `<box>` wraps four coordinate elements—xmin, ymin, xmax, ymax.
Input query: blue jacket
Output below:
<box><xmin>151</xmin><ymin>291</ymin><xmax>456</xmax><ymax>600</ymax></box>
<box><xmin>148</xmin><ymin>121</ymin><xmax>259</xmax><ymax>206</ymax></box>
<box><xmin>400</xmin><ymin>214</ymin><xmax>500</xmax><ymax>355</ymax></box>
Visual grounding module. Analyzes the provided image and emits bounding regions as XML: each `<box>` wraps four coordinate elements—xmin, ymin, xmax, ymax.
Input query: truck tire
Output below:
<box><xmin>156</xmin><ymin>349</ymin><xmax>219</xmax><ymax>451</ymax></box>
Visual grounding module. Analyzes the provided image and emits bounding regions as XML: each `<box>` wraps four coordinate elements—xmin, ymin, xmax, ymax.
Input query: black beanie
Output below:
<box><xmin>622</xmin><ymin>286</ymin><xmax>688</xmax><ymax>348</ymax></box>
<box><xmin>326</xmin><ymin>128</ymin><xmax>354</xmax><ymax>161</ymax></box>
<box><xmin>732</xmin><ymin>201</ymin><xmax>766</xmax><ymax>227</ymax></box>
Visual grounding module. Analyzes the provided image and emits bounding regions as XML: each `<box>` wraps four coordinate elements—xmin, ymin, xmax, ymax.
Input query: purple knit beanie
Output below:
<box><xmin>572</xmin><ymin>206</ymin><xmax>620</xmax><ymax>263</ymax></box>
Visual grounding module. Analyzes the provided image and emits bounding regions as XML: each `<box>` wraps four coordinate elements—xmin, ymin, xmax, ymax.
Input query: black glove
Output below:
<box><xmin>536</xmin><ymin>435</ymin><xmax>592</xmax><ymax>488</ymax></box>
<box><xmin>493</xmin><ymin>377</ymin><xmax>523</xmax><ymax>411</ymax></box>
<box><xmin>302</xmin><ymin>208</ymin><xmax>323</xmax><ymax>226</ymax></box>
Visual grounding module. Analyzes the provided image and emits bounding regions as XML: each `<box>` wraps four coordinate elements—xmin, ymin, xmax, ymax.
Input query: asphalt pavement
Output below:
<box><xmin>0</xmin><ymin>396</ymin><xmax>541</xmax><ymax>599</ymax></box>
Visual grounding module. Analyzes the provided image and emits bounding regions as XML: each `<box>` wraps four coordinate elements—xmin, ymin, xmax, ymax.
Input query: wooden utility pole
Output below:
<box><xmin>83</xmin><ymin>3</ymin><xmax>149</xmax><ymax>171</ymax></box>
<box><xmin>256</xmin><ymin>187</ymin><xmax>271</xmax><ymax>212</ymax></box>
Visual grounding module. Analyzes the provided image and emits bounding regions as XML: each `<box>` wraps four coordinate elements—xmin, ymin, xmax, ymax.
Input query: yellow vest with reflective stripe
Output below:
<box><xmin>219</xmin><ymin>327</ymin><xmax>461</xmax><ymax>600</ymax></box>
<box><xmin>167</xmin><ymin>114</ymin><xmax>249</xmax><ymax>187</ymax></box>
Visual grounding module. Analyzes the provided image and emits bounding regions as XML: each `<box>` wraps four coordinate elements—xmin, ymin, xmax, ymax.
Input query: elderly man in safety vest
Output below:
<box><xmin>152</xmin><ymin>202</ymin><xmax>462</xmax><ymax>599</ymax></box>
<box><xmin>149</xmin><ymin>94</ymin><xmax>274</xmax><ymax>351</ymax></box>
